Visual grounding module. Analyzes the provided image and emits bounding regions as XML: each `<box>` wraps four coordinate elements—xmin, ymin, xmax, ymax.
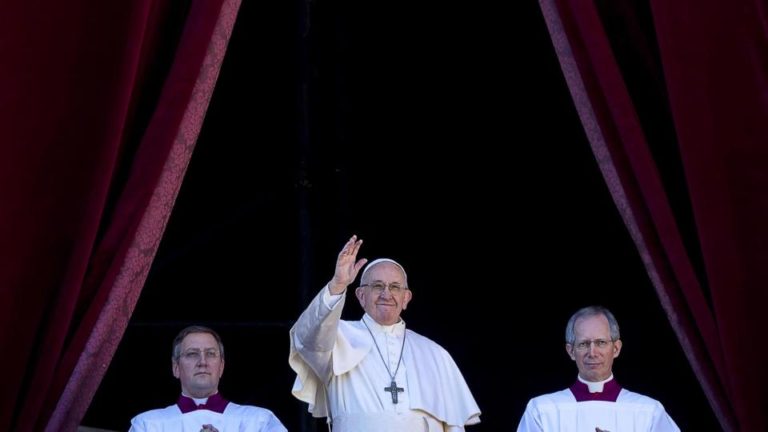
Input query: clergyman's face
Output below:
<box><xmin>172</xmin><ymin>332</ymin><xmax>225</xmax><ymax>398</ymax></box>
<box><xmin>355</xmin><ymin>262</ymin><xmax>412</xmax><ymax>325</ymax></box>
<box><xmin>566</xmin><ymin>314</ymin><xmax>622</xmax><ymax>382</ymax></box>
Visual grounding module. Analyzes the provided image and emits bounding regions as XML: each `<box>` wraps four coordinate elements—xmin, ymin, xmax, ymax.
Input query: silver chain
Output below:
<box><xmin>362</xmin><ymin>318</ymin><xmax>407</xmax><ymax>382</ymax></box>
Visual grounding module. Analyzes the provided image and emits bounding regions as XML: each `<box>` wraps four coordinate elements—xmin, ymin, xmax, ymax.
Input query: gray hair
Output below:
<box><xmin>565</xmin><ymin>306</ymin><xmax>620</xmax><ymax>344</ymax></box>
<box><xmin>172</xmin><ymin>325</ymin><xmax>225</xmax><ymax>361</ymax></box>
<box><xmin>361</xmin><ymin>258</ymin><xmax>408</xmax><ymax>286</ymax></box>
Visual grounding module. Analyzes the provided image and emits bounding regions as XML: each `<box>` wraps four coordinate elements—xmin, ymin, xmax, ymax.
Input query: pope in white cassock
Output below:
<box><xmin>129</xmin><ymin>325</ymin><xmax>286</xmax><ymax>432</ymax></box>
<box><xmin>517</xmin><ymin>306</ymin><xmax>680</xmax><ymax>432</ymax></box>
<box><xmin>290</xmin><ymin>235</ymin><xmax>481</xmax><ymax>431</ymax></box>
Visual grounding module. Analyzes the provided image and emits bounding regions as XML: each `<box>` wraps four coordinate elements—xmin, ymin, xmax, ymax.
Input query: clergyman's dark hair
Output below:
<box><xmin>171</xmin><ymin>325</ymin><xmax>225</xmax><ymax>361</ymax></box>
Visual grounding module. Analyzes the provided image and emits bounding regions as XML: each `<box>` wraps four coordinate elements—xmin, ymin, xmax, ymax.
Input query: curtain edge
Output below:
<box><xmin>537</xmin><ymin>1</ymin><xmax>736</xmax><ymax>430</ymax></box>
<box><xmin>45</xmin><ymin>0</ymin><xmax>243</xmax><ymax>430</ymax></box>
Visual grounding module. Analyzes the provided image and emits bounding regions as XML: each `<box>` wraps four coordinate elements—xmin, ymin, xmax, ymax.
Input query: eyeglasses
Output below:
<box><xmin>361</xmin><ymin>282</ymin><xmax>408</xmax><ymax>295</ymax></box>
<box><xmin>180</xmin><ymin>349</ymin><xmax>221</xmax><ymax>362</ymax></box>
<box><xmin>571</xmin><ymin>339</ymin><xmax>614</xmax><ymax>352</ymax></box>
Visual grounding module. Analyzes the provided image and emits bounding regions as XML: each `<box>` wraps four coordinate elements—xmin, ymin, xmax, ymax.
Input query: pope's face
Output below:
<box><xmin>566</xmin><ymin>314</ymin><xmax>622</xmax><ymax>382</ymax></box>
<box><xmin>173</xmin><ymin>332</ymin><xmax>225</xmax><ymax>398</ymax></box>
<box><xmin>355</xmin><ymin>262</ymin><xmax>412</xmax><ymax>325</ymax></box>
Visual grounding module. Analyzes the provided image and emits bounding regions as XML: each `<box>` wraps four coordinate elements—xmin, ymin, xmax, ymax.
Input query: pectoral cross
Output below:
<box><xmin>384</xmin><ymin>380</ymin><xmax>404</xmax><ymax>404</ymax></box>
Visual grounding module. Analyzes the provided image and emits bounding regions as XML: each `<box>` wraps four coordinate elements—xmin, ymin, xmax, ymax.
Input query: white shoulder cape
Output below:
<box><xmin>289</xmin><ymin>289</ymin><xmax>480</xmax><ymax>427</ymax></box>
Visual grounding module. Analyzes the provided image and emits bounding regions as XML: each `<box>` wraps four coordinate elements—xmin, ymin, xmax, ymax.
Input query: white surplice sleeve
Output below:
<box><xmin>650</xmin><ymin>403</ymin><xmax>681</xmax><ymax>432</ymax></box>
<box><xmin>516</xmin><ymin>399</ymin><xmax>544</xmax><ymax>432</ymax></box>
<box><xmin>289</xmin><ymin>285</ymin><xmax>345</xmax><ymax>417</ymax></box>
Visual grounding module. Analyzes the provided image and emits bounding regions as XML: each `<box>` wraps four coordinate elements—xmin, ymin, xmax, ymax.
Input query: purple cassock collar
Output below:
<box><xmin>177</xmin><ymin>393</ymin><xmax>229</xmax><ymax>413</ymax></box>
<box><xmin>569</xmin><ymin>378</ymin><xmax>622</xmax><ymax>402</ymax></box>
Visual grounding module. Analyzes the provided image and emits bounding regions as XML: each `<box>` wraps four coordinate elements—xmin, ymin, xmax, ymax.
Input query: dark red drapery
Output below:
<box><xmin>540</xmin><ymin>0</ymin><xmax>768</xmax><ymax>430</ymax></box>
<box><xmin>0</xmin><ymin>1</ymin><xmax>240</xmax><ymax>430</ymax></box>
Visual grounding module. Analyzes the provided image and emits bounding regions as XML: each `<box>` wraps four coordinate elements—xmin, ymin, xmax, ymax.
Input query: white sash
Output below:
<box><xmin>331</xmin><ymin>412</ymin><xmax>445</xmax><ymax>432</ymax></box>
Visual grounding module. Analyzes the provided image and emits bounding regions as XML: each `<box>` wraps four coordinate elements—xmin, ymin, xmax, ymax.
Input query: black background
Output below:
<box><xmin>83</xmin><ymin>0</ymin><xmax>719</xmax><ymax>430</ymax></box>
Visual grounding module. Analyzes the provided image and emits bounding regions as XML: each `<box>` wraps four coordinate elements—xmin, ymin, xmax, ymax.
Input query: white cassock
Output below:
<box><xmin>517</xmin><ymin>380</ymin><xmax>680</xmax><ymax>432</ymax></box>
<box><xmin>129</xmin><ymin>402</ymin><xmax>287</xmax><ymax>432</ymax></box>
<box><xmin>289</xmin><ymin>286</ymin><xmax>481</xmax><ymax>432</ymax></box>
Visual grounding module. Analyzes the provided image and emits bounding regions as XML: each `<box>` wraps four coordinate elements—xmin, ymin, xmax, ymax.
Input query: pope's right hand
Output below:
<box><xmin>329</xmin><ymin>235</ymin><xmax>367</xmax><ymax>294</ymax></box>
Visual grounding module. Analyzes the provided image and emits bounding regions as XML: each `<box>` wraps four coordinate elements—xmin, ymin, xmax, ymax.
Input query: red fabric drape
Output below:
<box><xmin>0</xmin><ymin>1</ymin><xmax>240</xmax><ymax>430</ymax></box>
<box><xmin>540</xmin><ymin>0</ymin><xmax>768</xmax><ymax>430</ymax></box>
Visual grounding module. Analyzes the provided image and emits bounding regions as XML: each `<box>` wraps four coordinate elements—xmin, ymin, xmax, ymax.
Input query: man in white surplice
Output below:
<box><xmin>517</xmin><ymin>306</ymin><xmax>680</xmax><ymax>432</ymax></box>
<box><xmin>290</xmin><ymin>235</ymin><xmax>481</xmax><ymax>431</ymax></box>
<box><xmin>129</xmin><ymin>326</ymin><xmax>286</xmax><ymax>432</ymax></box>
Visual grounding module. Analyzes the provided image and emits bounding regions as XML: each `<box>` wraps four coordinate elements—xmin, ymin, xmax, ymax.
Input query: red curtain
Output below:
<box><xmin>0</xmin><ymin>1</ymin><xmax>241</xmax><ymax>430</ymax></box>
<box><xmin>539</xmin><ymin>0</ymin><xmax>768</xmax><ymax>430</ymax></box>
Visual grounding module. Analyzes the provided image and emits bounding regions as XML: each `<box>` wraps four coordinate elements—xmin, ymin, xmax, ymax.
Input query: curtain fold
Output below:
<box><xmin>0</xmin><ymin>1</ymin><xmax>241</xmax><ymax>430</ymax></box>
<box><xmin>539</xmin><ymin>0</ymin><xmax>768</xmax><ymax>430</ymax></box>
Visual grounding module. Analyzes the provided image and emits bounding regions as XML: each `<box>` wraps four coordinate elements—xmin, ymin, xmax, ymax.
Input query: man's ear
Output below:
<box><xmin>612</xmin><ymin>339</ymin><xmax>622</xmax><ymax>358</ymax></box>
<box><xmin>172</xmin><ymin>359</ymin><xmax>180</xmax><ymax>379</ymax></box>
<box><xmin>565</xmin><ymin>344</ymin><xmax>576</xmax><ymax>361</ymax></box>
<box><xmin>355</xmin><ymin>286</ymin><xmax>365</xmax><ymax>306</ymax></box>
<box><xmin>401</xmin><ymin>289</ymin><xmax>413</xmax><ymax>310</ymax></box>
